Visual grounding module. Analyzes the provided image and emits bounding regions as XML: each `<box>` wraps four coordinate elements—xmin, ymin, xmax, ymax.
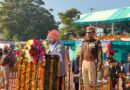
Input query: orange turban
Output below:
<box><xmin>48</xmin><ymin>30</ymin><xmax>59</xmax><ymax>40</ymax></box>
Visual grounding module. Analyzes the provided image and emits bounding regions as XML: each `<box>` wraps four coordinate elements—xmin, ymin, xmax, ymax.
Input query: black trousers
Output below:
<box><xmin>74</xmin><ymin>82</ymin><xmax>79</xmax><ymax>90</ymax></box>
<box><xmin>59</xmin><ymin>76</ymin><xmax>64</xmax><ymax>90</ymax></box>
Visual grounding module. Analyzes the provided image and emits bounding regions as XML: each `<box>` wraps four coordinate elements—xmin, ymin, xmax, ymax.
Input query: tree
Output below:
<box><xmin>0</xmin><ymin>0</ymin><xmax>57</xmax><ymax>40</ymax></box>
<box><xmin>58</xmin><ymin>8</ymin><xmax>86</xmax><ymax>40</ymax></box>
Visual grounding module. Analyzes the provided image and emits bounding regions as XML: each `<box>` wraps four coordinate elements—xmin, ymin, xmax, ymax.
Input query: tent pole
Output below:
<box><xmin>111</xmin><ymin>23</ymin><xmax>115</xmax><ymax>35</ymax></box>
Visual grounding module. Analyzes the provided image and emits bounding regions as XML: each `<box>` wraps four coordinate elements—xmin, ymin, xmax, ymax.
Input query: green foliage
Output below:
<box><xmin>58</xmin><ymin>8</ymin><xmax>86</xmax><ymax>40</ymax></box>
<box><xmin>0</xmin><ymin>0</ymin><xmax>57</xmax><ymax>40</ymax></box>
<box><xmin>59</xmin><ymin>26</ymin><xmax>70</xmax><ymax>40</ymax></box>
<box><xmin>3</xmin><ymin>27</ymin><xmax>10</xmax><ymax>40</ymax></box>
<box><xmin>116</xmin><ymin>21</ymin><xmax>130</xmax><ymax>33</ymax></box>
<box><xmin>13</xmin><ymin>34</ymin><xmax>18</xmax><ymax>41</ymax></box>
<box><xmin>59</xmin><ymin>8</ymin><xmax>81</xmax><ymax>25</ymax></box>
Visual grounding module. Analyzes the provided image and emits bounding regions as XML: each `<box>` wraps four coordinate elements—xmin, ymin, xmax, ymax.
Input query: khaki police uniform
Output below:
<box><xmin>80</xmin><ymin>38</ymin><xmax>102</xmax><ymax>90</ymax></box>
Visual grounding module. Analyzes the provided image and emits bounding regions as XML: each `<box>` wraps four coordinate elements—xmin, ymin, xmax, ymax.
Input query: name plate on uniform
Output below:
<box><xmin>89</xmin><ymin>43</ymin><xmax>95</xmax><ymax>48</ymax></box>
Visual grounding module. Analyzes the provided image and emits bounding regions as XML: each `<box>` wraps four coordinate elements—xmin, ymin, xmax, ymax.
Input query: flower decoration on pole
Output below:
<box><xmin>24</xmin><ymin>39</ymin><xmax>45</xmax><ymax>63</ymax></box>
<box><xmin>42</xmin><ymin>40</ymin><xmax>50</xmax><ymax>54</ymax></box>
<box><xmin>15</xmin><ymin>39</ymin><xmax>46</xmax><ymax>89</ymax></box>
<box><xmin>15</xmin><ymin>39</ymin><xmax>46</xmax><ymax>63</ymax></box>
<box><xmin>15</xmin><ymin>43</ymin><xmax>25</xmax><ymax>62</ymax></box>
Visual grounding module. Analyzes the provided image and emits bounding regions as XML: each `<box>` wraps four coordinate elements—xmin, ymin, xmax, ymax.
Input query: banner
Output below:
<box><xmin>101</xmin><ymin>40</ymin><xmax>110</xmax><ymax>53</ymax></box>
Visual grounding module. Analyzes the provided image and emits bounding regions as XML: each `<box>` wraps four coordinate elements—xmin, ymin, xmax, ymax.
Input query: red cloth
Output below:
<box><xmin>106</xmin><ymin>49</ymin><xmax>114</xmax><ymax>56</ymax></box>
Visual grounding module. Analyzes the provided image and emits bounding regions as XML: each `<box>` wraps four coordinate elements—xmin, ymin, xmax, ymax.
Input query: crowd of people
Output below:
<box><xmin>0</xmin><ymin>26</ymin><xmax>130</xmax><ymax>90</ymax></box>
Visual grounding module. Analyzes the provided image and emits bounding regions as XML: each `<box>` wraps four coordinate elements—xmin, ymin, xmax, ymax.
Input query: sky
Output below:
<box><xmin>44</xmin><ymin>0</ymin><xmax>130</xmax><ymax>22</ymax></box>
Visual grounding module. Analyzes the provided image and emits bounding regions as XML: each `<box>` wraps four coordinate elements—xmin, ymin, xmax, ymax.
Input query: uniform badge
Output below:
<box><xmin>89</xmin><ymin>43</ymin><xmax>95</xmax><ymax>48</ymax></box>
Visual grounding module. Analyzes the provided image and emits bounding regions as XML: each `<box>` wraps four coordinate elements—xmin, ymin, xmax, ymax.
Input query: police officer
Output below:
<box><xmin>80</xmin><ymin>26</ymin><xmax>102</xmax><ymax>90</ymax></box>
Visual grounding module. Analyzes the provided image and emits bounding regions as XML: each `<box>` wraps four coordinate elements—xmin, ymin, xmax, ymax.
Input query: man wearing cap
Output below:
<box><xmin>80</xmin><ymin>26</ymin><xmax>102</xmax><ymax>90</ymax></box>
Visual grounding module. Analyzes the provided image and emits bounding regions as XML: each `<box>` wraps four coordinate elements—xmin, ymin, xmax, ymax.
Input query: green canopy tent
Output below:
<box><xmin>72</xmin><ymin>7</ymin><xmax>130</xmax><ymax>35</ymax></box>
<box><xmin>73</xmin><ymin>7</ymin><xmax>130</xmax><ymax>24</ymax></box>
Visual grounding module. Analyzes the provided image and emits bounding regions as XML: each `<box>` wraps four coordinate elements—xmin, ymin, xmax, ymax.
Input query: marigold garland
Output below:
<box><xmin>15</xmin><ymin>39</ymin><xmax>60</xmax><ymax>90</ymax></box>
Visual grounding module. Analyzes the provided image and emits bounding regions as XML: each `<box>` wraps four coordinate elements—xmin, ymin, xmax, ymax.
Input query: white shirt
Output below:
<box><xmin>49</xmin><ymin>42</ymin><xmax>63</xmax><ymax>61</ymax></box>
